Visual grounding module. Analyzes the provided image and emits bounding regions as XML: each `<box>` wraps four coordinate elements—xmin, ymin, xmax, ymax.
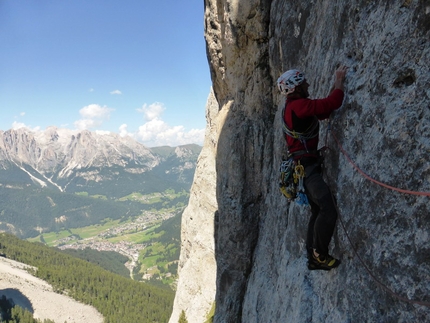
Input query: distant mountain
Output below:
<box><xmin>0</xmin><ymin>127</ymin><xmax>201</xmax><ymax>238</ymax></box>
<box><xmin>0</xmin><ymin>127</ymin><xmax>200</xmax><ymax>195</ymax></box>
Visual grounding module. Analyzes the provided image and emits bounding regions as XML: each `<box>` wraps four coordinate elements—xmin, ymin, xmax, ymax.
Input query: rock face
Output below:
<box><xmin>171</xmin><ymin>1</ymin><xmax>430</xmax><ymax>323</ymax></box>
<box><xmin>169</xmin><ymin>90</ymin><xmax>219</xmax><ymax>322</ymax></box>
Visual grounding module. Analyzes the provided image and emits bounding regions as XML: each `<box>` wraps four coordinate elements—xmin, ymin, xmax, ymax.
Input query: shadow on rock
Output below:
<box><xmin>0</xmin><ymin>288</ymin><xmax>34</xmax><ymax>313</ymax></box>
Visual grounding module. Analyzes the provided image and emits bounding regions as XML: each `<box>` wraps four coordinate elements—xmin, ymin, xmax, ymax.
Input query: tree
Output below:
<box><xmin>178</xmin><ymin>310</ymin><xmax>188</xmax><ymax>323</ymax></box>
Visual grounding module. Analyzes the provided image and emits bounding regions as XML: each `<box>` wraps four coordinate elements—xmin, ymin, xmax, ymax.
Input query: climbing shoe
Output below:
<box><xmin>311</xmin><ymin>252</ymin><xmax>340</xmax><ymax>270</ymax></box>
<box><xmin>307</xmin><ymin>258</ymin><xmax>332</xmax><ymax>271</ymax></box>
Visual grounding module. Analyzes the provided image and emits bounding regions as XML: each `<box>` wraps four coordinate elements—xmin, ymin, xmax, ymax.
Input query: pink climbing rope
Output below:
<box><xmin>330</xmin><ymin>131</ymin><xmax>430</xmax><ymax>197</ymax></box>
<box><xmin>326</xmin><ymin>128</ymin><xmax>430</xmax><ymax>307</ymax></box>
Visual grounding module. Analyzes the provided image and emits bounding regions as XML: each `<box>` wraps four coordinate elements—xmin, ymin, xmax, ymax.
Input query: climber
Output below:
<box><xmin>277</xmin><ymin>65</ymin><xmax>348</xmax><ymax>270</ymax></box>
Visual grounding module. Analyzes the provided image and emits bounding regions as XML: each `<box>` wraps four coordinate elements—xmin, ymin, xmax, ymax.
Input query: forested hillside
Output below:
<box><xmin>0</xmin><ymin>233</ymin><xmax>174</xmax><ymax>323</ymax></box>
<box><xmin>0</xmin><ymin>186</ymin><xmax>144</xmax><ymax>238</ymax></box>
<box><xmin>59</xmin><ymin>248</ymin><xmax>131</xmax><ymax>278</ymax></box>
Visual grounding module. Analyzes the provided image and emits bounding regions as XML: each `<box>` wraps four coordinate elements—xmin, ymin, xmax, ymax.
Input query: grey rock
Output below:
<box><xmin>172</xmin><ymin>1</ymin><xmax>430</xmax><ymax>322</ymax></box>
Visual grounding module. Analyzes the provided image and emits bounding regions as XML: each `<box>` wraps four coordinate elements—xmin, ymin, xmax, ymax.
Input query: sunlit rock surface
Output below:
<box><xmin>171</xmin><ymin>1</ymin><xmax>430</xmax><ymax>322</ymax></box>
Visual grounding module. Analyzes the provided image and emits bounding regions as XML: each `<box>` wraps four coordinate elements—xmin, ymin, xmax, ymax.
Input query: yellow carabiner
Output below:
<box><xmin>293</xmin><ymin>163</ymin><xmax>305</xmax><ymax>183</ymax></box>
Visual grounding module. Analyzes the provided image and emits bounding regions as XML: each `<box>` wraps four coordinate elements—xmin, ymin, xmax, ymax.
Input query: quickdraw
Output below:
<box><xmin>293</xmin><ymin>163</ymin><xmax>309</xmax><ymax>206</ymax></box>
<box><xmin>279</xmin><ymin>102</ymin><xmax>314</xmax><ymax>206</ymax></box>
<box><xmin>279</xmin><ymin>158</ymin><xmax>309</xmax><ymax>206</ymax></box>
<box><xmin>279</xmin><ymin>157</ymin><xmax>296</xmax><ymax>201</ymax></box>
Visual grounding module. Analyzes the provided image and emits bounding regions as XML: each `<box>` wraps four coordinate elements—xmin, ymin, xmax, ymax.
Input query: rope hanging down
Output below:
<box><xmin>333</xmin><ymin>194</ymin><xmax>430</xmax><ymax>307</ymax></box>
<box><xmin>325</xmin><ymin>124</ymin><xmax>430</xmax><ymax>307</ymax></box>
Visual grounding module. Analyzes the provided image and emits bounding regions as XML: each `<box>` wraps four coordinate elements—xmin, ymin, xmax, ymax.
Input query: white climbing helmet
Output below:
<box><xmin>277</xmin><ymin>69</ymin><xmax>306</xmax><ymax>95</ymax></box>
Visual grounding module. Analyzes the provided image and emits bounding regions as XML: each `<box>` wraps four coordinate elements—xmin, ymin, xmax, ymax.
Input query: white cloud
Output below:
<box><xmin>137</xmin><ymin>102</ymin><xmax>165</xmax><ymax>121</ymax></box>
<box><xmin>11</xmin><ymin>121</ymin><xmax>40</xmax><ymax>132</ymax></box>
<box><xmin>79</xmin><ymin>104</ymin><xmax>113</xmax><ymax>119</ymax></box>
<box><xmin>157</xmin><ymin>126</ymin><xmax>204</xmax><ymax>147</ymax></box>
<box><xmin>11</xmin><ymin>121</ymin><xmax>26</xmax><ymax>129</ymax></box>
<box><xmin>110</xmin><ymin>90</ymin><xmax>122</xmax><ymax>95</ymax></box>
<box><xmin>133</xmin><ymin>103</ymin><xmax>204</xmax><ymax>147</ymax></box>
<box><xmin>74</xmin><ymin>104</ymin><xmax>114</xmax><ymax>130</ymax></box>
<box><xmin>95</xmin><ymin>130</ymin><xmax>111</xmax><ymax>135</ymax></box>
<box><xmin>74</xmin><ymin>118</ymin><xmax>100</xmax><ymax>130</ymax></box>
<box><xmin>137</xmin><ymin>118</ymin><xmax>169</xmax><ymax>142</ymax></box>
<box><xmin>119</xmin><ymin>124</ymin><xmax>133</xmax><ymax>138</ymax></box>
<box><xmin>71</xmin><ymin>102</ymin><xmax>203</xmax><ymax>147</ymax></box>
<box><xmin>20</xmin><ymin>112</ymin><xmax>25</xmax><ymax>116</ymax></box>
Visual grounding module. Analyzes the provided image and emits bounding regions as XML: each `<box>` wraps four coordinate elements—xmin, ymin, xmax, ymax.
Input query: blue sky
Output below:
<box><xmin>0</xmin><ymin>1</ymin><xmax>211</xmax><ymax>147</ymax></box>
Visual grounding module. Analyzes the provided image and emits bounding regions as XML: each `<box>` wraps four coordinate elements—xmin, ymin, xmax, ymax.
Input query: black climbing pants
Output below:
<box><xmin>301</xmin><ymin>158</ymin><xmax>338</xmax><ymax>257</ymax></box>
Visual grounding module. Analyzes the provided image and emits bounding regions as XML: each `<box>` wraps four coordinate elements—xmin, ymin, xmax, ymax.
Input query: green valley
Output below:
<box><xmin>28</xmin><ymin>189</ymin><xmax>186</xmax><ymax>289</ymax></box>
<box><xmin>0</xmin><ymin>130</ymin><xmax>201</xmax><ymax>322</ymax></box>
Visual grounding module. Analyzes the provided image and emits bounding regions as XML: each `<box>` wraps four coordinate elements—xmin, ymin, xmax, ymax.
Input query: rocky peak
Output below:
<box><xmin>0</xmin><ymin>128</ymin><xmax>40</xmax><ymax>166</ymax></box>
<box><xmin>0</xmin><ymin>128</ymin><xmax>200</xmax><ymax>195</ymax></box>
<box><xmin>0</xmin><ymin>128</ymin><xmax>154</xmax><ymax>170</ymax></box>
<box><xmin>44</xmin><ymin>126</ymin><xmax>60</xmax><ymax>141</ymax></box>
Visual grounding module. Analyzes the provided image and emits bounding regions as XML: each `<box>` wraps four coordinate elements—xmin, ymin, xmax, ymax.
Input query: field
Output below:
<box><xmin>28</xmin><ymin>189</ymin><xmax>186</xmax><ymax>289</ymax></box>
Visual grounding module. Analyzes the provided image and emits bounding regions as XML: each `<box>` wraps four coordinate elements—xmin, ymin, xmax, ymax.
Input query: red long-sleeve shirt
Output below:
<box><xmin>283</xmin><ymin>89</ymin><xmax>344</xmax><ymax>158</ymax></box>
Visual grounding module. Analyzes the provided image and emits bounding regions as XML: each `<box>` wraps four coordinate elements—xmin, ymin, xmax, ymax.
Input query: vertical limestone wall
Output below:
<box><xmin>169</xmin><ymin>90</ymin><xmax>219</xmax><ymax>323</ymax></box>
<box><xmin>171</xmin><ymin>1</ymin><xmax>430</xmax><ymax>322</ymax></box>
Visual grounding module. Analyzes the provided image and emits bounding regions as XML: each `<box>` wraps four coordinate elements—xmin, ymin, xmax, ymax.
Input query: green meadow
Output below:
<box><xmin>28</xmin><ymin>218</ymin><xmax>124</xmax><ymax>246</ymax></box>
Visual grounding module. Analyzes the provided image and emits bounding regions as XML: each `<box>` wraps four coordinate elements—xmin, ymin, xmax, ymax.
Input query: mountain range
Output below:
<box><xmin>0</xmin><ymin>127</ymin><xmax>201</xmax><ymax>238</ymax></box>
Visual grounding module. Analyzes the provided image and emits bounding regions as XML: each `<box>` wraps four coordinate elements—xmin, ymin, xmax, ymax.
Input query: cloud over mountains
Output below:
<box><xmin>12</xmin><ymin>101</ymin><xmax>204</xmax><ymax>148</ymax></box>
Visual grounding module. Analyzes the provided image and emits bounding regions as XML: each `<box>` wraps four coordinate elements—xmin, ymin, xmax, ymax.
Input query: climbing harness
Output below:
<box><xmin>279</xmin><ymin>102</ymin><xmax>320</xmax><ymax>205</ymax></box>
<box><xmin>281</xmin><ymin>106</ymin><xmax>319</xmax><ymax>153</ymax></box>
<box><xmin>279</xmin><ymin>102</ymin><xmax>319</xmax><ymax>206</ymax></box>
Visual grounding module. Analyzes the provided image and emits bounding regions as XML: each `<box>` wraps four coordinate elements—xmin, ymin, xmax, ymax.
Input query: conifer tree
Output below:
<box><xmin>178</xmin><ymin>310</ymin><xmax>188</xmax><ymax>323</ymax></box>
